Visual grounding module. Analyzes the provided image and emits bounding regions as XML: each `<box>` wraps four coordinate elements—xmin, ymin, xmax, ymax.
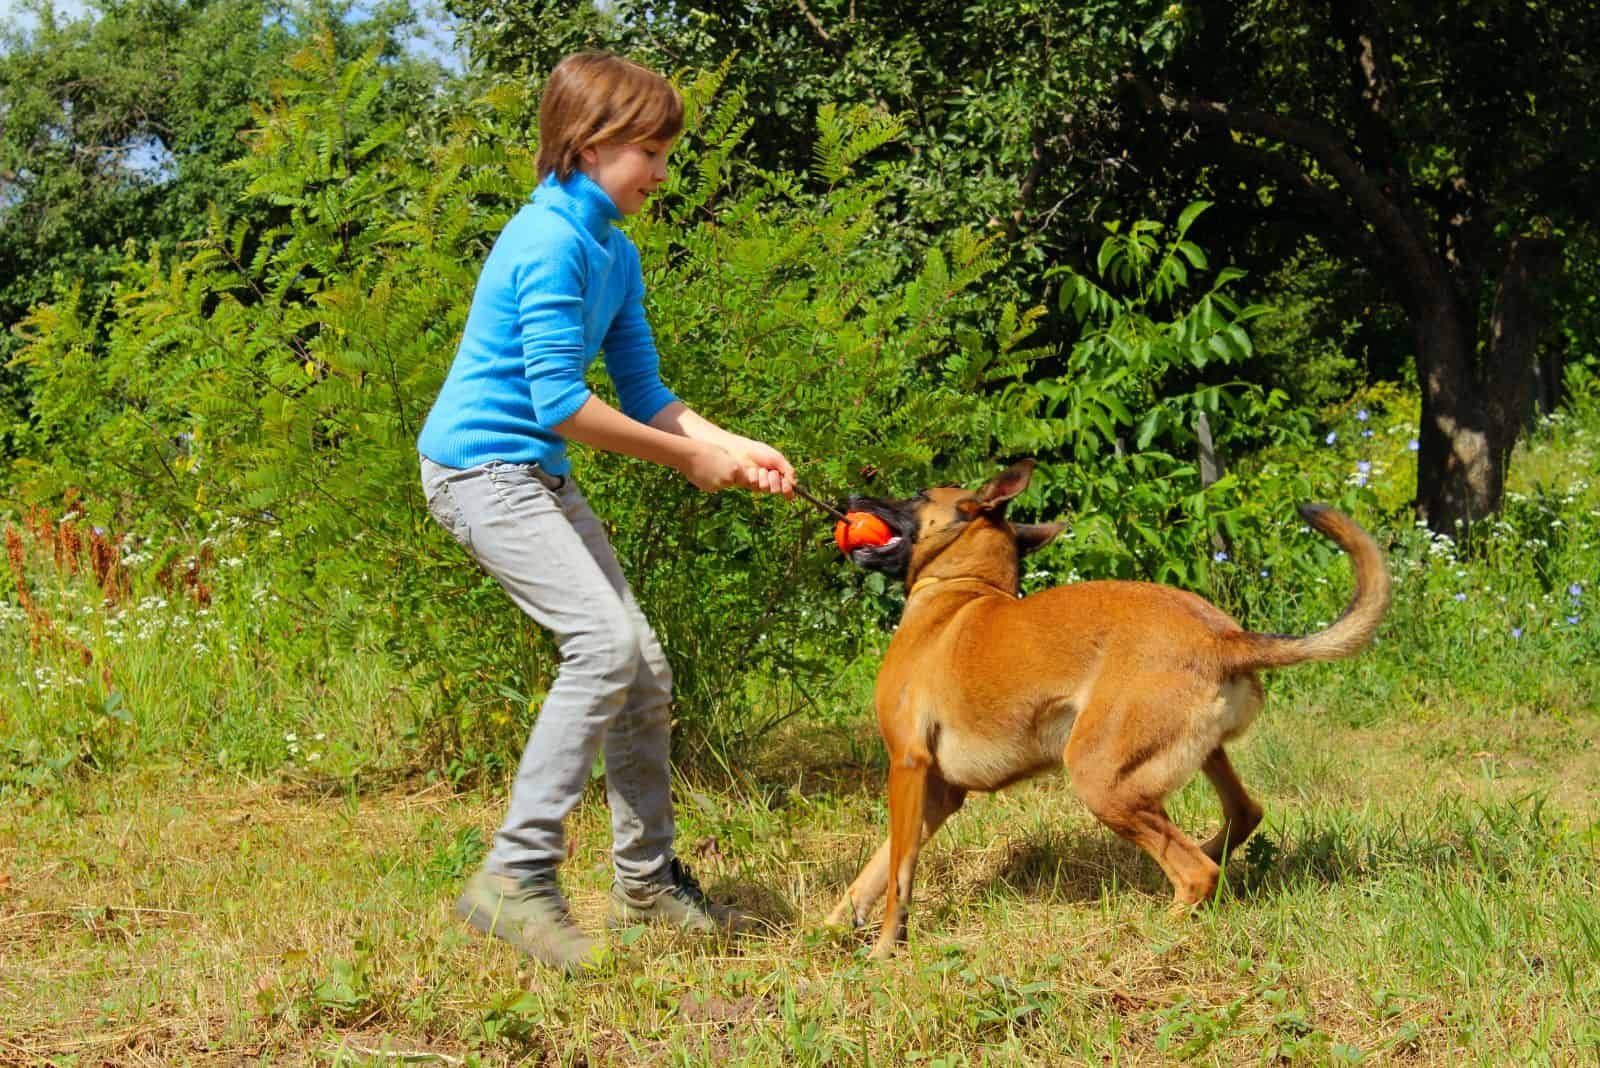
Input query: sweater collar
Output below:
<box><xmin>533</xmin><ymin>170</ymin><xmax>621</xmax><ymax>242</ymax></box>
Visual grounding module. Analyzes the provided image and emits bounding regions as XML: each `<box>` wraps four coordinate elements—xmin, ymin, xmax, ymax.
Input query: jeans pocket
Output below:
<box><xmin>425</xmin><ymin>480</ymin><xmax>473</xmax><ymax>552</ymax></box>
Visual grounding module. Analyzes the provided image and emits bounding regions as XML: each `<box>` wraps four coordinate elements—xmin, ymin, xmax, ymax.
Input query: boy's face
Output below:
<box><xmin>579</xmin><ymin>136</ymin><xmax>674</xmax><ymax>217</ymax></box>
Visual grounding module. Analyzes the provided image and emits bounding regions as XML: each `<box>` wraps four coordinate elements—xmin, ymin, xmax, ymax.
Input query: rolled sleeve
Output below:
<box><xmin>515</xmin><ymin>248</ymin><xmax>594</xmax><ymax>428</ymax></box>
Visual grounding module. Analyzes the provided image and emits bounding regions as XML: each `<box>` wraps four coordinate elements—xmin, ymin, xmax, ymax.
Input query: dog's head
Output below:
<box><xmin>841</xmin><ymin>459</ymin><xmax>1064</xmax><ymax>584</ymax></box>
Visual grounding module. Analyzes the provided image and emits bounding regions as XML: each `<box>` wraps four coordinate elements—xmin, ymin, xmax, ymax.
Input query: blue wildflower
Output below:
<box><xmin>1454</xmin><ymin>593</ymin><xmax>1467</xmax><ymax>602</ymax></box>
<box><xmin>1362</xmin><ymin>429</ymin><xmax>1374</xmax><ymax>438</ymax></box>
<box><xmin>1357</xmin><ymin>461</ymin><xmax>1371</xmax><ymax>473</ymax></box>
<box><xmin>1214</xmin><ymin>550</ymin><xmax>1229</xmax><ymax>563</ymax></box>
<box><xmin>1356</xmin><ymin>409</ymin><xmax>1369</xmax><ymax>422</ymax></box>
<box><xmin>1511</xmin><ymin>626</ymin><xmax>1523</xmax><ymax>639</ymax></box>
<box><xmin>1569</xmin><ymin>583</ymin><xmax>1583</xmax><ymax>598</ymax></box>
<box><xmin>1567</xmin><ymin>614</ymin><xmax>1581</xmax><ymax>625</ymax></box>
<box><xmin>1407</xmin><ymin>439</ymin><xmax>1419</xmax><ymax>452</ymax></box>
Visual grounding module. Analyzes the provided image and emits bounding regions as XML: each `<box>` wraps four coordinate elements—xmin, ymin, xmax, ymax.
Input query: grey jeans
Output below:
<box><xmin>419</xmin><ymin>456</ymin><xmax>675</xmax><ymax>890</ymax></box>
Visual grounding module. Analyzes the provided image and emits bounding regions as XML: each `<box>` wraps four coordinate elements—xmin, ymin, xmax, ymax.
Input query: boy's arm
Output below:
<box><xmin>648</xmin><ymin>402</ymin><xmax>795</xmax><ymax>497</ymax></box>
<box><xmin>554</xmin><ymin>396</ymin><xmax>742</xmax><ymax>492</ymax></box>
<box><xmin>601</xmin><ymin>290</ymin><xmax>679</xmax><ymax>422</ymax></box>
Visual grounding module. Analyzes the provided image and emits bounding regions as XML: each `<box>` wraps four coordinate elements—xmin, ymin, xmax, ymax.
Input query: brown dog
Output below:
<box><xmin>825</xmin><ymin>460</ymin><xmax>1390</xmax><ymax>958</ymax></box>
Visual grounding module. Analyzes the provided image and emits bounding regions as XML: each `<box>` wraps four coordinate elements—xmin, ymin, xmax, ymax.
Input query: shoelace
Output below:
<box><xmin>663</xmin><ymin>858</ymin><xmax>712</xmax><ymax>908</ymax></box>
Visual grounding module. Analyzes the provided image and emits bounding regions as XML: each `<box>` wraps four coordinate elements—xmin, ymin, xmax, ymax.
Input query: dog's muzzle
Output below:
<box><xmin>843</xmin><ymin>496</ymin><xmax>916</xmax><ymax>575</ymax></box>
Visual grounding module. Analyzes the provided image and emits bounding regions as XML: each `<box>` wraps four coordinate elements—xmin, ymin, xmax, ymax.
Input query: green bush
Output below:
<box><xmin>17</xmin><ymin>35</ymin><xmax>1518</xmax><ymax>780</ymax></box>
<box><xmin>7</xmin><ymin>38</ymin><xmax>1053</xmax><ymax>767</ymax></box>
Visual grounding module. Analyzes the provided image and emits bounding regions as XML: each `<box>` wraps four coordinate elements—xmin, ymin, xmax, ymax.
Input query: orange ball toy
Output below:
<box><xmin>834</xmin><ymin>511</ymin><xmax>893</xmax><ymax>553</ymax></box>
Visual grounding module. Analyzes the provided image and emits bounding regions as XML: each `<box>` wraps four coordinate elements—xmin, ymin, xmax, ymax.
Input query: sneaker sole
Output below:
<box><xmin>606</xmin><ymin>897</ymin><xmax>722</xmax><ymax>933</ymax></box>
<box><xmin>455</xmin><ymin>893</ymin><xmax>602</xmax><ymax>974</ymax></box>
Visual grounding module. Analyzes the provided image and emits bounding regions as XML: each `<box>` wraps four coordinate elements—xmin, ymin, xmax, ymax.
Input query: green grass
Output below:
<box><xmin>2</xmin><ymin>710</ymin><xmax>1597</xmax><ymax>1065</ymax></box>
<box><xmin>3</xmin><ymin>405</ymin><xmax>1599</xmax><ymax>1065</ymax></box>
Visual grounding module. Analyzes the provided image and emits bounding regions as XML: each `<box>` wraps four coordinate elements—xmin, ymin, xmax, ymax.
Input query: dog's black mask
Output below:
<box><xmin>840</xmin><ymin>493</ymin><xmax>923</xmax><ymax>578</ymax></box>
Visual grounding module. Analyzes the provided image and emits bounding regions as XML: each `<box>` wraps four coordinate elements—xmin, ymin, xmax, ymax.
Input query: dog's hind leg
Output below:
<box><xmin>827</xmin><ymin>774</ymin><xmax>965</xmax><ymax>932</ymax></box>
<box><xmin>1085</xmin><ymin>793</ymin><xmax>1220</xmax><ymax>911</ymax></box>
<box><xmin>1198</xmin><ymin>747</ymin><xmax>1263</xmax><ymax>864</ymax></box>
<box><xmin>826</xmin><ymin>838</ymin><xmax>891</xmax><ymax>929</ymax></box>
<box><xmin>1066</xmin><ymin>738</ymin><xmax>1220</xmax><ymax>910</ymax></box>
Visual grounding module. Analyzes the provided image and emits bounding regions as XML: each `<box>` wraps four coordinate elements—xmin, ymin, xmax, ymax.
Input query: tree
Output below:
<box><xmin>1109</xmin><ymin>1</ymin><xmax>1596</xmax><ymax>532</ymax></box>
<box><xmin>0</xmin><ymin>0</ymin><xmax>453</xmax><ymax>462</ymax></box>
<box><xmin>451</xmin><ymin>1</ymin><xmax>1599</xmax><ymax>534</ymax></box>
<box><xmin>442</xmin><ymin>0</ymin><xmax>1174</xmax><ymax>267</ymax></box>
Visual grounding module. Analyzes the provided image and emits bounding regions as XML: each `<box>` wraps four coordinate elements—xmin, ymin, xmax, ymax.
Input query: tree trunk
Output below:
<box><xmin>1411</xmin><ymin>291</ymin><xmax>1499</xmax><ymax>534</ymax></box>
<box><xmin>1412</xmin><ymin>236</ymin><xmax>1560</xmax><ymax>535</ymax></box>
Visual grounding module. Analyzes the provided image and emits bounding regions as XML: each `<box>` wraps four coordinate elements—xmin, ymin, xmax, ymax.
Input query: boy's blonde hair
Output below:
<box><xmin>537</xmin><ymin>52</ymin><xmax>684</xmax><ymax>182</ymax></box>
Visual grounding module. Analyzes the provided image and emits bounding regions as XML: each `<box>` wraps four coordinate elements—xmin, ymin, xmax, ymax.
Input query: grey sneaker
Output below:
<box><xmin>455</xmin><ymin>867</ymin><xmax>605</xmax><ymax>974</ymax></box>
<box><xmin>607</xmin><ymin>858</ymin><xmax>754</xmax><ymax>933</ymax></box>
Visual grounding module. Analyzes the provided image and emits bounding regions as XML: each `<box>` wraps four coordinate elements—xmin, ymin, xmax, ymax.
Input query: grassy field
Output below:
<box><xmin>4</xmin><ymin>411</ymin><xmax>1599</xmax><ymax>1065</ymax></box>
<box><xmin>2</xmin><ymin>706</ymin><xmax>1597</xmax><ymax>1065</ymax></box>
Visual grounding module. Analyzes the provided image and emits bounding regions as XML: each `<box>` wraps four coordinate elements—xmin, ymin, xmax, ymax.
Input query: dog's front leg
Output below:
<box><xmin>868</xmin><ymin>755</ymin><xmax>931</xmax><ymax>959</ymax></box>
<box><xmin>826</xmin><ymin>837</ymin><xmax>891</xmax><ymax>929</ymax></box>
<box><xmin>827</xmin><ymin>772</ymin><xmax>969</xmax><ymax>932</ymax></box>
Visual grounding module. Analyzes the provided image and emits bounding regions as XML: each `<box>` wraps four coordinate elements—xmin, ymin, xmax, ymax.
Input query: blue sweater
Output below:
<box><xmin>416</xmin><ymin>171</ymin><xmax>678</xmax><ymax>475</ymax></box>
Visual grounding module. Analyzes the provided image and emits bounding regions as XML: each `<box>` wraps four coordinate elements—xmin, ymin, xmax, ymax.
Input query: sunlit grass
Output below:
<box><xmin>2</xmin><ymin>400</ymin><xmax>1598</xmax><ymax>1064</ymax></box>
<box><xmin>2</xmin><ymin>708</ymin><xmax>1596</xmax><ymax>1064</ymax></box>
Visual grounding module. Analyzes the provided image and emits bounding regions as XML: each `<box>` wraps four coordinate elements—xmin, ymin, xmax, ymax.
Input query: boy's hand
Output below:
<box><xmin>726</xmin><ymin>438</ymin><xmax>795</xmax><ymax>497</ymax></box>
<box><xmin>679</xmin><ymin>442</ymin><xmax>743</xmax><ymax>492</ymax></box>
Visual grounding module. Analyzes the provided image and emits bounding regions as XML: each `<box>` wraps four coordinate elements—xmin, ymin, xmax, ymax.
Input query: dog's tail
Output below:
<box><xmin>1221</xmin><ymin>504</ymin><xmax>1391</xmax><ymax>672</ymax></box>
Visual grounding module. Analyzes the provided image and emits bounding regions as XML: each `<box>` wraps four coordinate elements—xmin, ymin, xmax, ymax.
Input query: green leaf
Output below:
<box><xmin>1176</xmin><ymin>241</ymin><xmax>1208</xmax><ymax>270</ymax></box>
<box><xmin>1177</xmin><ymin>201</ymin><xmax>1212</xmax><ymax>235</ymax></box>
<box><xmin>1136</xmin><ymin>408</ymin><xmax>1164</xmax><ymax>449</ymax></box>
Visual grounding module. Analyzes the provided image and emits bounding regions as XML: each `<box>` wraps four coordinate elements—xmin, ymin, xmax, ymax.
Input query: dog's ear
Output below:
<box><xmin>1014</xmin><ymin>522</ymin><xmax>1064</xmax><ymax>556</ymax></box>
<box><xmin>975</xmin><ymin>459</ymin><xmax>1036</xmax><ymax>511</ymax></box>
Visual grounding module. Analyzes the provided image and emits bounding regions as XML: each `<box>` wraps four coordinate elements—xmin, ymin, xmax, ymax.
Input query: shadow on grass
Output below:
<box><xmin>864</xmin><ymin>791</ymin><xmax>1586</xmax><ymax>920</ymax></box>
<box><xmin>979</xmin><ymin>831</ymin><xmax>1170</xmax><ymax>904</ymax></box>
<box><xmin>686</xmin><ymin>718</ymin><xmax>890</xmax><ymax>801</ymax></box>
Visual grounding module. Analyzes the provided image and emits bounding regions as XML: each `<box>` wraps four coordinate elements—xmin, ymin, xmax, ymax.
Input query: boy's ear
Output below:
<box><xmin>1015</xmin><ymin>522</ymin><xmax>1064</xmax><ymax>556</ymax></box>
<box><xmin>976</xmin><ymin>459</ymin><xmax>1036</xmax><ymax>511</ymax></box>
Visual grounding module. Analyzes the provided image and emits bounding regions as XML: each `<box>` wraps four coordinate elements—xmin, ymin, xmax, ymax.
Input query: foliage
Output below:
<box><xmin>449</xmin><ymin>0</ymin><xmax>1600</xmax><ymax>529</ymax></box>
<box><xmin>8</xmin><ymin>38</ymin><xmax>1062</xmax><ymax>765</ymax></box>
<box><xmin>995</xmin><ymin>202</ymin><xmax>1297</xmax><ymax>589</ymax></box>
<box><xmin>442</xmin><ymin>0</ymin><xmax>1187</xmax><ymax>360</ymax></box>
<box><xmin>0</xmin><ymin>0</ymin><xmax>455</xmax><ymax>462</ymax></box>
<box><xmin>12</xmin><ymin>19</ymin><xmax>1592</xmax><ymax>778</ymax></box>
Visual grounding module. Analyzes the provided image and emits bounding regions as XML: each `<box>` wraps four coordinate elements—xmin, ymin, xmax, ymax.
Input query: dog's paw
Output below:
<box><xmin>823</xmin><ymin>896</ymin><xmax>865</xmax><ymax>929</ymax></box>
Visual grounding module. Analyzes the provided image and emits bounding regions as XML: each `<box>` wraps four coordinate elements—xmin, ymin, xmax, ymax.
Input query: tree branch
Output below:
<box><xmin>794</xmin><ymin>0</ymin><xmax>845</xmax><ymax>56</ymax></box>
<box><xmin>1006</xmin><ymin>137</ymin><xmax>1047</xmax><ymax>242</ymax></box>
<box><xmin>1121</xmin><ymin>74</ymin><xmax>1442</xmax><ymax>314</ymax></box>
<box><xmin>1186</xmin><ymin>130</ymin><xmax>1391</xmax><ymax>273</ymax></box>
